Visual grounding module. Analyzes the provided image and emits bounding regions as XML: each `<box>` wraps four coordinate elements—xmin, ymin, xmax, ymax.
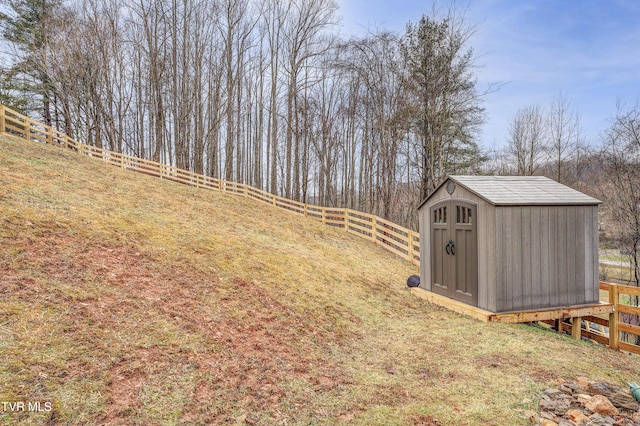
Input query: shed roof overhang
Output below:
<box><xmin>418</xmin><ymin>175</ymin><xmax>602</xmax><ymax>210</ymax></box>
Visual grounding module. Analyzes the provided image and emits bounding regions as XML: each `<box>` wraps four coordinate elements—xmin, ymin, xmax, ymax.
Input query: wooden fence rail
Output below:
<box><xmin>0</xmin><ymin>105</ymin><xmax>421</xmax><ymax>266</ymax></box>
<box><xmin>599</xmin><ymin>281</ymin><xmax>640</xmax><ymax>354</ymax></box>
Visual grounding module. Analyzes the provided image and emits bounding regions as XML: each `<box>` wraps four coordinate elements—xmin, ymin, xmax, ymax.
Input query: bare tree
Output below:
<box><xmin>282</xmin><ymin>0</ymin><xmax>337</xmax><ymax>200</ymax></box>
<box><xmin>548</xmin><ymin>92</ymin><xmax>579</xmax><ymax>183</ymax></box>
<box><xmin>600</xmin><ymin>103</ymin><xmax>640</xmax><ymax>287</ymax></box>
<box><xmin>262</xmin><ymin>0</ymin><xmax>289</xmax><ymax>194</ymax></box>
<box><xmin>130</xmin><ymin>0</ymin><xmax>169</xmax><ymax>162</ymax></box>
<box><xmin>506</xmin><ymin>105</ymin><xmax>547</xmax><ymax>175</ymax></box>
<box><xmin>598</xmin><ymin>103</ymin><xmax>640</xmax><ymax>346</ymax></box>
<box><xmin>343</xmin><ymin>32</ymin><xmax>408</xmax><ymax>218</ymax></box>
<box><xmin>203</xmin><ymin>16</ymin><xmax>225</xmax><ymax>179</ymax></box>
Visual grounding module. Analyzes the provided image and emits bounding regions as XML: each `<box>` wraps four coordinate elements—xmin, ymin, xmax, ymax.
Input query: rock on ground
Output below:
<box><xmin>529</xmin><ymin>377</ymin><xmax>639</xmax><ymax>426</ymax></box>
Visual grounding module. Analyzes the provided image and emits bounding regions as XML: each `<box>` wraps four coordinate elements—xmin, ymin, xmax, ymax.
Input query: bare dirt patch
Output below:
<box><xmin>2</xmin><ymin>230</ymin><xmax>355</xmax><ymax>423</ymax></box>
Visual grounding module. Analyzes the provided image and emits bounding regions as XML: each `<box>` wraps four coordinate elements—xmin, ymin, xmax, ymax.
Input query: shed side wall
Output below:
<box><xmin>584</xmin><ymin>206</ymin><xmax>599</xmax><ymax>303</ymax></box>
<box><xmin>495</xmin><ymin>205</ymin><xmax>599</xmax><ymax>312</ymax></box>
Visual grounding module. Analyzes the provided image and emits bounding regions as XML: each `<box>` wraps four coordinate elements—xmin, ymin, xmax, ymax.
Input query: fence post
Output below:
<box><xmin>322</xmin><ymin>208</ymin><xmax>326</xmax><ymax>224</ymax></box>
<box><xmin>609</xmin><ymin>284</ymin><xmax>619</xmax><ymax>350</ymax></box>
<box><xmin>407</xmin><ymin>230</ymin><xmax>414</xmax><ymax>262</ymax></box>
<box><xmin>25</xmin><ymin>117</ymin><xmax>31</xmax><ymax>142</ymax></box>
<box><xmin>371</xmin><ymin>216</ymin><xmax>377</xmax><ymax>243</ymax></box>
<box><xmin>47</xmin><ymin>125</ymin><xmax>53</xmax><ymax>145</ymax></box>
<box><xmin>0</xmin><ymin>105</ymin><xmax>5</xmax><ymax>134</ymax></box>
<box><xmin>344</xmin><ymin>209</ymin><xmax>349</xmax><ymax>232</ymax></box>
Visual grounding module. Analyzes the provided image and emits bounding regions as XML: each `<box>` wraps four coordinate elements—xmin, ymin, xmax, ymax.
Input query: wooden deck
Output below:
<box><xmin>410</xmin><ymin>287</ymin><xmax>613</xmax><ymax>324</ymax></box>
<box><xmin>412</xmin><ymin>282</ymin><xmax>640</xmax><ymax>356</ymax></box>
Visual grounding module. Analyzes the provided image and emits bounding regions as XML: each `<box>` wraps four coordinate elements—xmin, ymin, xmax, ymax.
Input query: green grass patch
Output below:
<box><xmin>600</xmin><ymin>263</ymin><xmax>635</xmax><ymax>283</ymax></box>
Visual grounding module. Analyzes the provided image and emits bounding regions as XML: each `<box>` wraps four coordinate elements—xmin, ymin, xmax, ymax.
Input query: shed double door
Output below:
<box><xmin>431</xmin><ymin>200</ymin><xmax>478</xmax><ymax>306</ymax></box>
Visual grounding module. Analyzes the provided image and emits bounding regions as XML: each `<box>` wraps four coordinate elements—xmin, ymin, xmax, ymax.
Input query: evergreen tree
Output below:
<box><xmin>0</xmin><ymin>0</ymin><xmax>63</xmax><ymax>123</ymax></box>
<box><xmin>0</xmin><ymin>69</ymin><xmax>33</xmax><ymax>112</ymax></box>
<box><xmin>401</xmin><ymin>12</ymin><xmax>485</xmax><ymax>199</ymax></box>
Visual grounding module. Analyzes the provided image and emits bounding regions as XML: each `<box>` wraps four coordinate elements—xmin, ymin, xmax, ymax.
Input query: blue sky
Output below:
<box><xmin>335</xmin><ymin>0</ymin><xmax>640</xmax><ymax>150</ymax></box>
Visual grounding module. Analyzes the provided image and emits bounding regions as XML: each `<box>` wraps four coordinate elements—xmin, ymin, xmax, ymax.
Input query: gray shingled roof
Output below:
<box><xmin>440</xmin><ymin>175</ymin><xmax>601</xmax><ymax>206</ymax></box>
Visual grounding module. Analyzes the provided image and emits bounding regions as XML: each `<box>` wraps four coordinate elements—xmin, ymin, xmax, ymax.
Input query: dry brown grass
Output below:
<box><xmin>2</xmin><ymin>136</ymin><xmax>640</xmax><ymax>425</ymax></box>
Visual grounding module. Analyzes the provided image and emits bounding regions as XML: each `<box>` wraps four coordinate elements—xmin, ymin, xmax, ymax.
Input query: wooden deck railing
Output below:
<box><xmin>598</xmin><ymin>281</ymin><xmax>640</xmax><ymax>354</ymax></box>
<box><xmin>551</xmin><ymin>282</ymin><xmax>640</xmax><ymax>355</ymax></box>
<box><xmin>0</xmin><ymin>105</ymin><xmax>421</xmax><ymax>266</ymax></box>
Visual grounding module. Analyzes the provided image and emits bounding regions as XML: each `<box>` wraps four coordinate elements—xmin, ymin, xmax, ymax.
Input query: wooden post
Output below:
<box><xmin>555</xmin><ymin>319</ymin><xmax>563</xmax><ymax>334</ymax></box>
<box><xmin>571</xmin><ymin>317</ymin><xmax>582</xmax><ymax>340</ymax></box>
<box><xmin>407</xmin><ymin>230</ymin><xmax>414</xmax><ymax>262</ymax></box>
<box><xmin>304</xmin><ymin>204</ymin><xmax>307</xmax><ymax>217</ymax></box>
<box><xmin>322</xmin><ymin>208</ymin><xmax>326</xmax><ymax>224</ymax></box>
<box><xmin>371</xmin><ymin>216</ymin><xmax>377</xmax><ymax>243</ymax></box>
<box><xmin>47</xmin><ymin>125</ymin><xmax>53</xmax><ymax>145</ymax></box>
<box><xmin>25</xmin><ymin>117</ymin><xmax>31</xmax><ymax>141</ymax></box>
<box><xmin>0</xmin><ymin>105</ymin><xmax>5</xmax><ymax>135</ymax></box>
<box><xmin>344</xmin><ymin>209</ymin><xmax>349</xmax><ymax>232</ymax></box>
<box><xmin>609</xmin><ymin>284</ymin><xmax>619</xmax><ymax>349</ymax></box>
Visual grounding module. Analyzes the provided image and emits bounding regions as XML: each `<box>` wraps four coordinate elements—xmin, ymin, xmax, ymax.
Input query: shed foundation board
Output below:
<box><xmin>411</xmin><ymin>287</ymin><xmax>491</xmax><ymax>322</ymax></box>
<box><xmin>410</xmin><ymin>287</ymin><xmax>613</xmax><ymax>324</ymax></box>
<box><xmin>490</xmin><ymin>303</ymin><xmax>613</xmax><ymax>323</ymax></box>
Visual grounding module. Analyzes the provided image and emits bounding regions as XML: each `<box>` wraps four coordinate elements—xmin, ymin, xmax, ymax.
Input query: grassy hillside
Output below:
<box><xmin>1</xmin><ymin>136</ymin><xmax>639</xmax><ymax>425</ymax></box>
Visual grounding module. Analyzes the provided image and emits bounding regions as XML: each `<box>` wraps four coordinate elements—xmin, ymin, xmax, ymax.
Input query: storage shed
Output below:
<box><xmin>417</xmin><ymin>175</ymin><xmax>602</xmax><ymax>313</ymax></box>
